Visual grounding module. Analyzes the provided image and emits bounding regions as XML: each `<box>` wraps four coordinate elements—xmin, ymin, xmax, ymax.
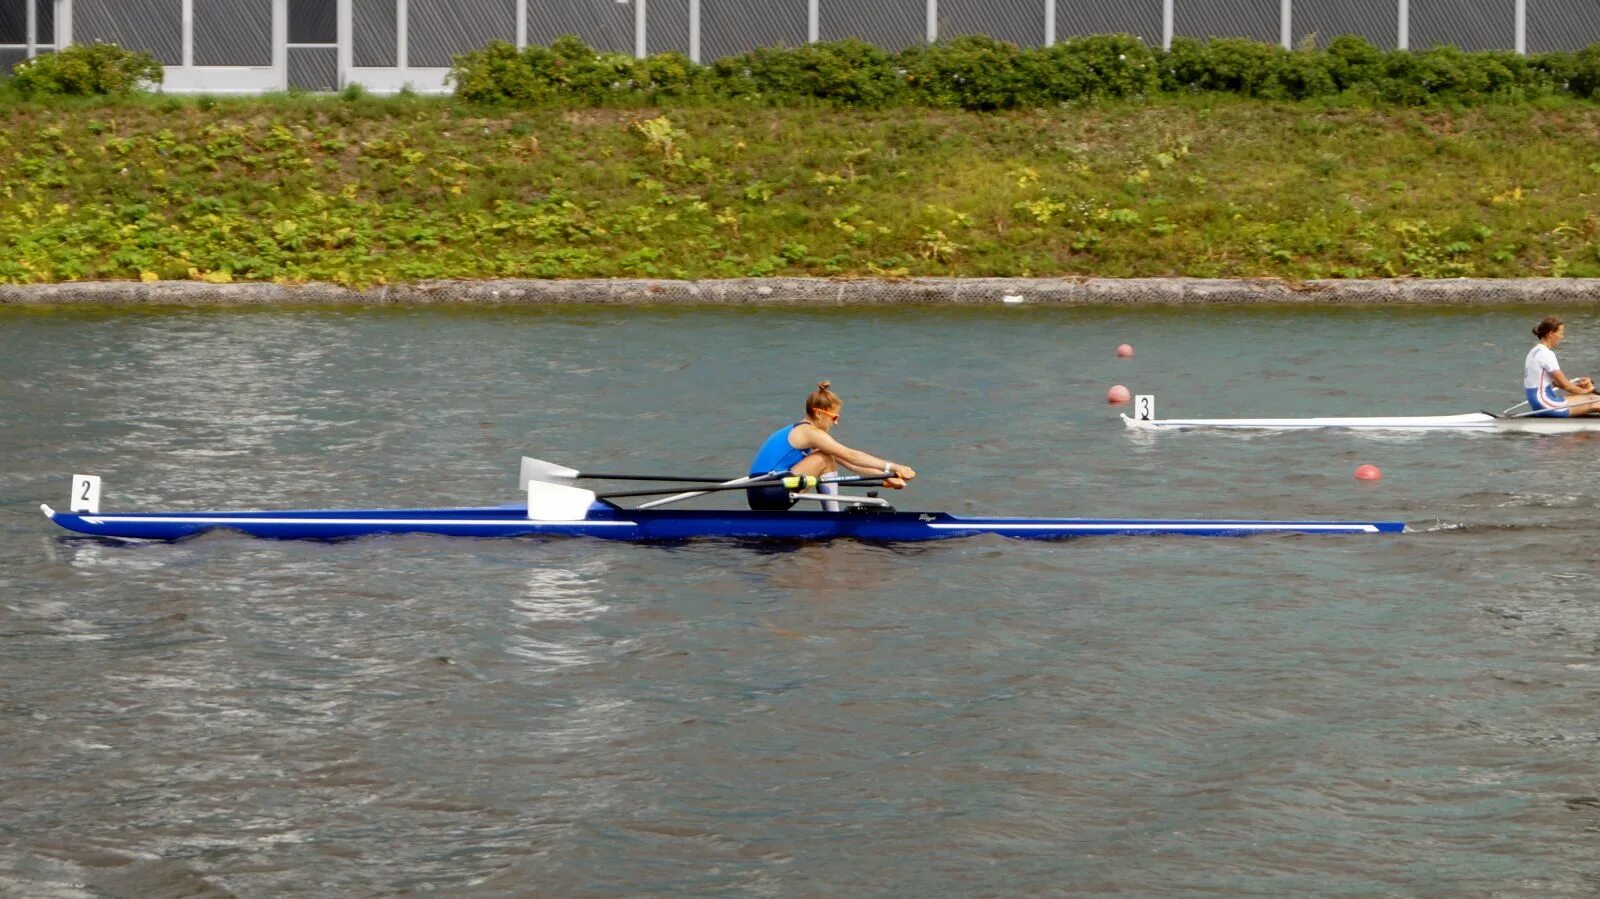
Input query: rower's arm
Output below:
<box><xmin>800</xmin><ymin>429</ymin><xmax>909</xmax><ymax>477</ymax></box>
<box><xmin>1550</xmin><ymin>369</ymin><xmax>1594</xmax><ymax>394</ymax></box>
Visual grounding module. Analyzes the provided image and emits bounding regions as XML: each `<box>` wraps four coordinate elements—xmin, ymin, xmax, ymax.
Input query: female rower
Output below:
<box><xmin>747</xmin><ymin>381</ymin><xmax>916</xmax><ymax>511</ymax></box>
<box><xmin>1525</xmin><ymin>316</ymin><xmax>1600</xmax><ymax>416</ymax></box>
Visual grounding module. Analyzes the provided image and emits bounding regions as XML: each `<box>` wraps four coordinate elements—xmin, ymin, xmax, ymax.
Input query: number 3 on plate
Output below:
<box><xmin>1135</xmin><ymin>395</ymin><xmax>1155</xmax><ymax>421</ymax></box>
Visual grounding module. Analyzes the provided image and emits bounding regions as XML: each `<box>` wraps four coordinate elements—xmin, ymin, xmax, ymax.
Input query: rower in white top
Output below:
<box><xmin>1524</xmin><ymin>316</ymin><xmax>1600</xmax><ymax>417</ymax></box>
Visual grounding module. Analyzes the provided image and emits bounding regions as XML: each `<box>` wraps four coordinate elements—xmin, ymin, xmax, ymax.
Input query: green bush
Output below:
<box><xmin>448</xmin><ymin>36</ymin><xmax>636</xmax><ymax>105</ymax></box>
<box><xmin>534</xmin><ymin>35</ymin><xmax>637</xmax><ymax>104</ymax></box>
<box><xmin>1400</xmin><ymin>45</ymin><xmax>1494</xmax><ymax>102</ymax></box>
<box><xmin>1324</xmin><ymin>34</ymin><xmax>1386</xmax><ymax>92</ymax></box>
<box><xmin>1370</xmin><ymin>45</ymin><xmax>1558</xmax><ymax>103</ymax></box>
<box><xmin>714</xmin><ymin>39</ymin><xmax>905</xmax><ymax>107</ymax></box>
<box><xmin>1268</xmin><ymin>47</ymin><xmax>1338</xmax><ymax>99</ymax></box>
<box><xmin>1025</xmin><ymin>34</ymin><xmax>1161</xmax><ymax>102</ymax></box>
<box><xmin>1162</xmin><ymin>37</ymin><xmax>1311</xmax><ymax>98</ymax></box>
<box><xmin>449</xmin><ymin>40</ymin><xmax>544</xmax><ymax>104</ymax></box>
<box><xmin>903</xmin><ymin>35</ymin><xmax>1031</xmax><ymax>110</ymax></box>
<box><xmin>10</xmin><ymin>42</ymin><xmax>163</xmax><ymax>96</ymax></box>
<box><xmin>628</xmin><ymin>50</ymin><xmax>704</xmax><ymax>99</ymax></box>
<box><xmin>1568</xmin><ymin>43</ymin><xmax>1600</xmax><ymax>98</ymax></box>
<box><xmin>447</xmin><ymin>33</ymin><xmax>1600</xmax><ymax>110</ymax></box>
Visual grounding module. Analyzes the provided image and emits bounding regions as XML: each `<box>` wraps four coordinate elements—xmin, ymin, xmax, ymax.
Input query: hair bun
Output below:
<box><xmin>817</xmin><ymin>380</ymin><xmax>831</xmax><ymax>391</ymax></box>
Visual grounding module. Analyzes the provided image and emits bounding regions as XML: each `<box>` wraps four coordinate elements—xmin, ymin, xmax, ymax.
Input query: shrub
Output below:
<box><xmin>1324</xmin><ymin>34</ymin><xmax>1385</xmax><ymax>93</ymax></box>
<box><xmin>902</xmin><ymin>34</ymin><xmax>1030</xmax><ymax>110</ymax></box>
<box><xmin>447</xmin><ymin>33</ymin><xmax>1600</xmax><ymax>109</ymax></box>
<box><xmin>1531</xmin><ymin>49</ymin><xmax>1581</xmax><ymax>94</ymax></box>
<box><xmin>449</xmin><ymin>35</ymin><xmax>635</xmax><ymax>105</ymax></box>
<box><xmin>534</xmin><ymin>35</ymin><xmax>637</xmax><ymax>104</ymax></box>
<box><xmin>10</xmin><ymin>42</ymin><xmax>163</xmax><ymax>96</ymax></box>
<box><xmin>1569</xmin><ymin>43</ymin><xmax>1600</xmax><ymax>99</ymax></box>
<box><xmin>713</xmin><ymin>39</ymin><xmax>905</xmax><ymax>106</ymax></box>
<box><xmin>1267</xmin><ymin>46</ymin><xmax>1337</xmax><ymax>99</ymax></box>
<box><xmin>628</xmin><ymin>51</ymin><xmax>704</xmax><ymax>100</ymax></box>
<box><xmin>1025</xmin><ymin>34</ymin><xmax>1160</xmax><ymax>102</ymax></box>
<box><xmin>1408</xmin><ymin>45</ymin><xmax>1494</xmax><ymax>101</ymax></box>
<box><xmin>1475</xmin><ymin>49</ymin><xmax>1561</xmax><ymax>99</ymax></box>
<box><xmin>449</xmin><ymin>40</ymin><xmax>543</xmax><ymax>104</ymax></box>
<box><xmin>1162</xmin><ymin>37</ymin><xmax>1295</xmax><ymax>98</ymax></box>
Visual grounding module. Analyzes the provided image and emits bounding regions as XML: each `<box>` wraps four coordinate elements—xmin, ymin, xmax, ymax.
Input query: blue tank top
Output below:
<box><xmin>749</xmin><ymin>423</ymin><xmax>811</xmax><ymax>475</ymax></box>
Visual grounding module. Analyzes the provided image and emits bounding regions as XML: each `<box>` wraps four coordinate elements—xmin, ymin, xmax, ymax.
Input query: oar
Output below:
<box><xmin>610</xmin><ymin>473</ymin><xmax>892</xmax><ymax>502</ymax></box>
<box><xmin>1498</xmin><ymin>400</ymin><xmax>1532</xmax><ymax>416</ymax></box>
<box><xmin>520</xmin><ymin>455</ymin><xmax>735</xmax><ymax>489</ymax></box>
<box><xmin>633</xmin><ymin>471</ymin><xmax>896</xmax><ymax>510</ymax></box>
<box><xmin>521</xmin><ymin>456</ymin><xmax>894</xmax><ymax>511</ymax></box>
<box><xmin>1504</xmin><ymin>394</ymin><xmax>1600</xmax><ymax>418</ymax></box>
<box><xmin>573</xmin><ymin>473</ymin><xmax>734</xmax><ymax>483</ymax></box>
<box><xmin>791</xmin><ymin>492</ymin><xmax>892</xmax><ymax>508</ymax></box>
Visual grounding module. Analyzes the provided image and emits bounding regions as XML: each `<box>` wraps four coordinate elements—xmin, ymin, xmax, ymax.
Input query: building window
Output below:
<box><xmin>353</xmin><ymin>0</ymin><xmax>397</xmax><ymax>67</ymax></box>
<box><xmin>0</xmin><ymin>0</ymin><xmax>25</xmax><ymax>46</ymax></box>
<box><xmin>290</xmin><ymin>0</ymin><xmax>337</xmax><ymax>45</ymax></box>
<box><xmin>35</xmin><ymin>0</ymin><xmax>52</xmax><ymax>46</ymax></box>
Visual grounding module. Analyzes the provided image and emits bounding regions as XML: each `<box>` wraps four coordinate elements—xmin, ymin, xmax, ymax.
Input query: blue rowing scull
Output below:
<box><xmin>41</xmin><ymin>502</ymin><xmax>1402</xmax><ymax>541</ymax></box>
<box><xmin>41</xmin><ymin>463</ymin><xmax>1403</xmax><ymax>543</ymax></box>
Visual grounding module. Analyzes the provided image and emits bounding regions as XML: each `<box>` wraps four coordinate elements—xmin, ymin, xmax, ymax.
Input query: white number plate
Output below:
<box><xmin>71</xmin><ymin>474</ymin><xmax>102</xmax><ymax>514</ymax></box>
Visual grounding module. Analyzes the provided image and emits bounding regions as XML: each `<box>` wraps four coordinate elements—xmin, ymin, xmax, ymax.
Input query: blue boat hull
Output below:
<box><xmin>43</xmin><ymin>502</ymin><xmax>1404</xmax><ymax>542</ymax></box>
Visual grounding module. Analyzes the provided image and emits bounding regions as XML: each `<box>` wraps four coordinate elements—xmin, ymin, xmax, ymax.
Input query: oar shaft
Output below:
<box><xmin>633</xmin><ymin>475</ymin><xmax>763</xmax><ymax>509</ymax></box>
<box><xmin>577</xmin><ymin>473</ymin><xmax>736</xmax><ymax>483</ymax></box>
<box><xmin>604</xmin><ymin>474</ymin><xmax>890</xmax><ymax>501</ymax></box>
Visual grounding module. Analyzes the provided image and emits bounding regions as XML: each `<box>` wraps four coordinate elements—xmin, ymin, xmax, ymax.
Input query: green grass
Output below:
<box><xmin>2</xmin><ymin>91</ymin><xmax>1599</xmax><ymax>285</ymax></box>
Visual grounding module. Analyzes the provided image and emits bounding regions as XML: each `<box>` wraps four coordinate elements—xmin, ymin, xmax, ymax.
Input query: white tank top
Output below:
<box><xmin>1525</xmin><ymin>343</ymin><xmax>1560</xmax><ymax>394</ymax></box>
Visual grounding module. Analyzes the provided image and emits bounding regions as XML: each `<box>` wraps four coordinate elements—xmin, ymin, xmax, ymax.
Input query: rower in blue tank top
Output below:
<box><xmin>747</xmin><ymin>380</ymin><xmax>917</xmax><ymax>511</ymax></box>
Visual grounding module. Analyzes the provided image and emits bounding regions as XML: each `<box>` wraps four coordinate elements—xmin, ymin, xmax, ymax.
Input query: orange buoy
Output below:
<box><xmin>1354</xmin><ymin>464</ymin><xmax>1382</xmax><ymax>481</ymax></box>
<box><xmin>1115</xmin><ymin>343</ymin><xmax>1134</xmax><ymax>358</ymax></box>
<box><xmin>1107</xmin><ymin>384</ymin><xmax>1132</xmax><ymax>404</ymax></box>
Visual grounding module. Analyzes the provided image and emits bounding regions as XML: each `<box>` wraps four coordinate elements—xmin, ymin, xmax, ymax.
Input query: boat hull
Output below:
<box><xmin>1122</xmin><ymin>413</ymin><xmax>1600</xmax><ymax>433</ymax></box>
<box><xmin>42</xmin><ymin>503</ymin><xmax>1403</xmax><ymax>542</ymax></box>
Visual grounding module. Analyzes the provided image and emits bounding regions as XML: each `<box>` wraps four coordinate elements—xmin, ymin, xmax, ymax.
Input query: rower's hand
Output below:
<box><xmin>885</xmin><ymin>464</ymin><xmax>916</xmax><ymax>489</ymax></box>
<box><xmin>1581</xmin><ymin>377</ymin><xmax>1596</xmax><ymax>393</ymax></box>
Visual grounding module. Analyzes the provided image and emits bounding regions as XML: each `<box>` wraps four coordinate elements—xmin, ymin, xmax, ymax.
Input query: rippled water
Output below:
<box><xmin>5</xmin><ymin>304</ymin><xmax>1600</xmax><ymax>896</ymax></box>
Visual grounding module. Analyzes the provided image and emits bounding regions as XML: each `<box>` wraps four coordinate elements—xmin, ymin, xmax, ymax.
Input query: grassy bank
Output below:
<box><xmin>2</xmin><ymin>93</ymin><xmax>1599</xmax><ymax>285</ymax></box>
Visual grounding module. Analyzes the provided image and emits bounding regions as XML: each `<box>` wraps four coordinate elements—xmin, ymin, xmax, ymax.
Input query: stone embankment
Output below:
<box><xmin>2</xmin><ymin>278</ymin><xmax>1598</xmax><ymax>306</ymax></box>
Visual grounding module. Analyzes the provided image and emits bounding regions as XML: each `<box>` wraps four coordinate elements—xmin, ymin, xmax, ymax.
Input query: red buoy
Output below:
<box><xmin>1116</xmin><ymin>343</ymin><xmax>1134</xmax><ymax>358</ymax></box>
<box><xmin>1107</xmin><ymin>384</ymin><xmax>1132</xmax><ymax>404</ymax></box>
<box><xmin>1354</xmin><ymin>464</ymin><xmax>1382</xmax><ymax>481</ymax></box>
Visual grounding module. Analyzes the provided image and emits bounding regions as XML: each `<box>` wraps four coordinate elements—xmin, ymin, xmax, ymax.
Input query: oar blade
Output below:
<box><xmin>527</xmin><ymin>480</ymin><xmax>597</xmax><ymax>521</ymax></box>
<box><xmin>520</xmin><ymin>456</ymin><xmax>581</xmax><ymax>490</ymax></box>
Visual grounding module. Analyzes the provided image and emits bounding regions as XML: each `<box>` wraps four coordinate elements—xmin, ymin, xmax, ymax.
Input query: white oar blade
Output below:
<box><xmin>527</xmin><ymin>481</ymin><xmax>596</xmax><ymax>521</ymax></box>
<box><xmin>520</xmin><ymin>456</ymin><xmax>581</xmax><ymax>490</ymax></box>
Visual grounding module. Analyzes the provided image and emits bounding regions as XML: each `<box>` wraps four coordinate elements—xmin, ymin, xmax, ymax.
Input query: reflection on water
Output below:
<box><xmin>6</xmin><ymin>305</ymin><xmax>1600</xmax><ymax>894</ymax></box>
<box><xmin>508</xmin><ymin>561</ymin><xmax>610</xmax><ymax>670</ymax></box>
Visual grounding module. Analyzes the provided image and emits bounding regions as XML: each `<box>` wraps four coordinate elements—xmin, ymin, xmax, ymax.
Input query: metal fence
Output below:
<box><xmin>5</xmin><ymin>0</ymin><xmax>1599</xmax><ymax>94</ymax></box>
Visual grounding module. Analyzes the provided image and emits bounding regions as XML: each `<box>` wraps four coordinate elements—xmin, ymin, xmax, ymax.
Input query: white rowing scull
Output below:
<box><xmin>1120</xmin><ymin>395</ymin><xmax>1600</xmax><ymax>433</ymax></box>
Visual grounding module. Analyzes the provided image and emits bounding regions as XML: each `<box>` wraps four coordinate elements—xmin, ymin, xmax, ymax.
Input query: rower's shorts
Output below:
<box><xmin>747</xmin><ymin>471</ymin><xmax>796</xmax><ymax>511</ymax></box>
<box><xmin>1527</xmin><ymin>386</ymin><xmax>1572</xmax><ymax>417</ymax></box>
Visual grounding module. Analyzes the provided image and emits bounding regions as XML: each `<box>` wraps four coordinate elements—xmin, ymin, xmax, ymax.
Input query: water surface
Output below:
<box><xmin>4</xmin><ymin>304</ymin><xmax>1600</xmax><ymax>896</ymax></box>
